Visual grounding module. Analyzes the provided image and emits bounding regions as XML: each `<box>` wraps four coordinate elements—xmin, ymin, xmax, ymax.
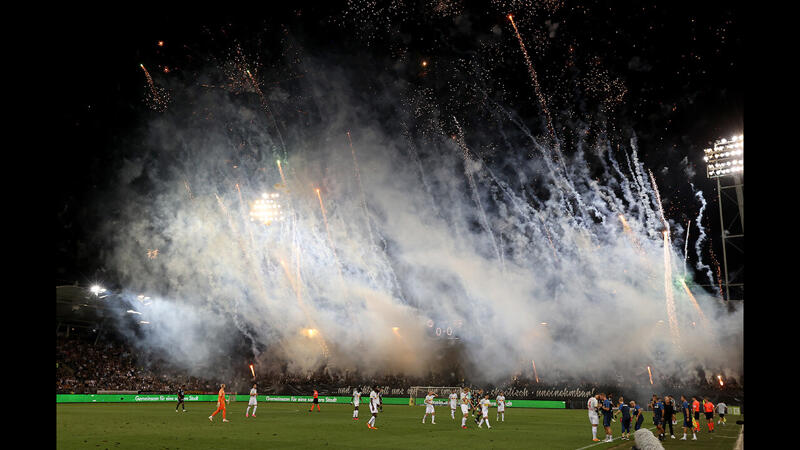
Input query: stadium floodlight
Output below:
<box><xmin>90</xmin><ymin>285</ymin><xmax>106</xmax><ymax>295</ymax></box>
<box><xmin>704</xmin><ymin>134</ymin><xmax>743</xmax><ymax>178</ymax></box>
<box><xmin>249</xmin><ymin>192</ymin><xmax>284</xmax><ymax>224</ymax></box>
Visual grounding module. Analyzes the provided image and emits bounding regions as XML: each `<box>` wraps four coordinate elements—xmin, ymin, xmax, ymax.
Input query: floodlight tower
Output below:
<box><xmin>703</xmin><ymin>134</ymin><xmax>744</xmax><ymax>301</ymax></box>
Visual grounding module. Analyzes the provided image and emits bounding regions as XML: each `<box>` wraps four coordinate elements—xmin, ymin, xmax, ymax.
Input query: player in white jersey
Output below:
<box><xmin>246</xmin><ymin>384</ymin><xmax>258</xmax><ymax>418</ymax></box>
<box><xmin>367</xmin><ymin>388</ymin><xmax>381</xmax><ymax>429</ymax></box>
<box><xmin>477</xmin><ymin>394</ymin><xmax>492</xmax><ymax>429</ymax></box>
<box><xmin>422</xmin><ymin>391</ymin><xmax>436</xmax><ymax>424</ymax></box>
<box><xmin>449</xmin><ymin>390</ymin><xmax>458</xmax><ymax>419</ymax></box>
<box><xmin>715</xmin><ymin>402</ymin><xmax>727</xmax><ymax>425</ymax></box>
<box><xmin>459</xmin><ymin>388</ymin><xmax>471</xmax><ymax>429</ymax></box>
<box><xmin>496</xmin><ymin>392</ymin><xmax>506</xmax><ymax>422</ymax></box>
<box><xmin>352</xmin><ymin>388</ymin><xmax>361</xmax><ymax>420</ymax></box>
<box><xmin>587</xmin><ymin>394</ymin><xmax>600</xmax><ymax>441</ymax></box>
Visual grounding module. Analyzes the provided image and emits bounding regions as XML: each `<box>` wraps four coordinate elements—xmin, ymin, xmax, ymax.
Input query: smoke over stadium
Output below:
<box><xmin>91</xmin><ymin>35</ymin><xmax>742</xmax><ymax>388</ymax></box>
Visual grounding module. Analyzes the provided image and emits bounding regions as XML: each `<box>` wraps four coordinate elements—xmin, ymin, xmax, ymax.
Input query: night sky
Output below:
<box><xmin>56</xmin><ymin>1</ymin><xmax>742</xmax><ymax>289</ymax></box>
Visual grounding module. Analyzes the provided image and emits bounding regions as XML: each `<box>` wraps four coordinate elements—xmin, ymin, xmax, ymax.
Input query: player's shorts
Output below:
<box><xmin>603</xmin><ymin>414</ymin><xmax>612</xmax><ymax>427</ymax></box>
<box><xmin>621</xmin><ymin>418</ymin><xmax>631</xmax><ymax>433</ymax></box>
<box><xmin>635</xmin><ymin>415</ymin><xmax>644</xmax><ymax>430</ymax></box>
<box><xmin>718</xmin><ymin>413</ymin><xmax>725</xmax><ymax>418</ymax></box>
<box><xmin>353</xmin><ymin>401</ymin><xmax>359</xmax><ymax>408</ymax></box>
<box><xmin>460</xmin><ymin>404</ymin><xmax>469</xmax><ymax>414</ymax></box>
<box><xmin>369</xmin><ymin>402</ymin><xmax>379</xmax><ymax>414</ymax></box>
<box><xmin>313</xmin><ymin>398</ymin><xmax>319</xmax><ymax>404</ymax></box>
<box><xmin>248</xmin><ymin>398</ymin><xmax>257</xmax><ymax>406</ymax></box>
<box><xmin>481</xmin><ymin>408</ymin><xmax>488</xmax><ymax>418</ymax></box>
<box><xmin>653</xmin><ymin>415</ymin><xmax>662</xmax><ymax>426</ymax></box>
<box><xmin>683</xmin><ymin>417</ymin><xmax>691</xmax><ymax>427</ymax></box>
<box><xmin>497</xmin><ymin>405</ymin><xmax>505</xmax><ymax>412</ymax></box>
<box><xmin>426</xmin><ymin>404</ymin><xmax>435</xmax><ymax>414</ymax></box>
<box><xmin>705</xmin><ymin>412</ymin><xmax>713</xmax><ymax>420</ymax></box>
<box><xmin>694</xmin><ymin>411</ymin><xmax>699</xmax><ymax>420</ymax></box>
<box><xmin>589</xmin><ymin>412</ymin><xmax>599</xmax><ymax>425</ymax></box>
<box><xmin>450</xmin><ymin>402</ymin><xmax>457</xmax><ymax>409</ymax></box>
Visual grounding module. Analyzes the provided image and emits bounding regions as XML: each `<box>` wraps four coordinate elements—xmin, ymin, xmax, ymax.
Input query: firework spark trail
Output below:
<box><xmin>662</xmin><ymin>231</ymin><xmax>682</xmax><ymax>350</ymax></box>
<box><xmin>346</xmin><ymin>131</ymin><xmax>376</xmax><ymax>248</ymax></box>
<box><xmin>245</xmin><ymin>68</ymin><xmax>287</xmax><ymax>160</ymax></box>
<box><xmin>400</xmin><ymin>121</ymin><xmax>438</xmax><ymax>213</ymax></box>
<box><xmin>139</xmin><ymin>64</ymin><xmax>169</xmax><ymax>111</ymax></box>
<box><xmin>249</xmin><ymin>363</ymin><xmax>255</xmax><ymax>378</ymax></box>
<box><xmin>532</xmin><ymin>359</ymin><xmax>540</xmax><ymax>383</ymax></box>
<box><xmin>506</xmin><ymin>15</ymin><xmax>562</xmax><ymax>168</ymax></box>
<box><xmin>680</xmin><ymin>279</ymin><xmax>710</xmax><ymax>331</ymax></box>
<box><xmin>315</xmin><ymin>188</ymin><xmax>345</xmax><ymax>279</ymax></box>
<box><xmin>683</xmin><ymin>220</ymin><xmax>691</xmax><ymax>277</ymax></box>
<box><xmin>618</xmin><ymin>214</ymin><xmax>644</xmax><ymax>254</ymax></box>
<box><xmin>625</xmin><ymin>142</ymin><xmax>658</xmax><ymax>233</ymax></box>
<box><xmin>183</xmin><ymin>179</ymin><xmax>194</xmax><ymax>200</ymax></box>
<box><xmin>453</xmin><ymin>117</ymin><xmax>504</xmax><ymax>268</ymax></box>
<box><xmin>691</xmin><ymin>186</ymin><xmax>717</xmax><ymax>293</ymax></box>
<box><xmin>648</xmin><ymin>170</ymin><xmax>668</xmax><ymax>228</ymax></box>
<box><xmin>276</xmin><ymin>160</ymin><xmax>287</xmax><ymax>186</ymax></box>
<box><xmin>647</xmin><ymin>366</ymin><xmax>654</xmax><ymax>385</ymax></box>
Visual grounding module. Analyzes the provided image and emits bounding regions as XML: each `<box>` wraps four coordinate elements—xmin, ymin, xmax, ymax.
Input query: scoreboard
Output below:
<box><xmin>425</xmin><ymin>319</ymin><xmax>462</xmax><ymax>340</ymax></box>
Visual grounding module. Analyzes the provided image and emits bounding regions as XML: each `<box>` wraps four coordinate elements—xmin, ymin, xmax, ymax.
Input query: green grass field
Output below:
<box><xmin>56</xmin><ymin>402</ymin><xmax>742</xmax><ymax>449</ymax></box>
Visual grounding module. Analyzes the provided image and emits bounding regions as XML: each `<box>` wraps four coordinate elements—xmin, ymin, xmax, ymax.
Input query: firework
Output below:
<box><xmin>663</xmin><ymin>231</ymin><xmax>681</xmax><ymax>349</ymax></box>
<box><xmin>531</xmin><ymin>359</ymin><xmax>539</xmax><ymax>383</ymax></box>
<box><xmin>347</xmin><ymin>131</ymin><xmax>375</xmax><ymax>246</ymax></box>
<box><xmin>139</xmin><ymin>63</ymin><xmax>170</xmax><ymax>111</ymax></box>
<box><xmin>249</xmin><ymin>363</ymin><xmax>255</xmax><ymax>378</ymax></box>
<box><xmin>647</xmin><ymin>366</ymin><xmax>654</xmax><ymax>385</ymax></box>
<box><xmin>717</xmin><ymin>375</ymin><xmax>724</xmax><ymax>387</ymax></box>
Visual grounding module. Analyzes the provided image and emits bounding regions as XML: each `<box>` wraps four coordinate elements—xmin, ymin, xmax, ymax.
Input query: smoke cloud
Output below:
<box><xmin>99</xmin><ymin>48</ymin><xmax>742</xmax><ymax>387</ymax></box>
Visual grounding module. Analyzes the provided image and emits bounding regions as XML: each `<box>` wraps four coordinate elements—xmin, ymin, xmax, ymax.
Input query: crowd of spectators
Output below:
<box><xmin>57</xmin><ymin>333</ymin><xmax>742</xmax><ymax>407</ymax></box>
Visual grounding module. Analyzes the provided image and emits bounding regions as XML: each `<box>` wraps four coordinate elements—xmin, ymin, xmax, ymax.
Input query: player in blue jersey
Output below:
<box><xmin>616</xmin><ymin>397</ymin><xmax>631</xmax><ymax>440</ymax></box>
<box><xmin>649</xmin><ymin>395</ymin><xmax>664</xmax><ymax>440</ymax></box>
<box><xmin>630</xmin><ymin>400</ymin><xmax>644</xmax><ymax>431</ymax></box>
<box><xmin>600</xmin><ymin>393</ymin><xmax>614</xmax><ymax>442</ymax></box>
<box><xmin>680</xmin><ymin>395</ymin><xmax>696</xmax><ymax>440</ymax></box>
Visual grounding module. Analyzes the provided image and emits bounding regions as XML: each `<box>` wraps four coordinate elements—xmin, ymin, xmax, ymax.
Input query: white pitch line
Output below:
<box><xmin>573</xmin><ymin>426</ymin><xmax>656</xmax><ymax>450</ymax></box>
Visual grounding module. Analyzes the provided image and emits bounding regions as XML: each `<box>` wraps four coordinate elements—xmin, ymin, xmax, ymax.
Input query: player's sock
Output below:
<box><xmin>431</xmin><ymin>415</ymin><xmax>435</xmax><ymax>424</ymax></box>
<box><xmin>501</xmin><ymin>412</ymin><xmax>504</xmax><ymax>421</ymax></box>
<box><xmin>485</xmin><ymin>418</ymin><xmax>490</xmax><ymax>428</ymax></box>
<box><xmin>461</xmin><ymin>417</ymin><xmax>466</xmax><ymax>427</ymax></box>
<box><xmin>252</xmin><ymin>406</ymin><xmax>257</xmax><ymax>416</ymax></box>
<box><xmin>246</xmin><ymin>406</ymin><xmax>250</xmax><ymax>416</ymax></box>
<box><xmin>478</xmin><ymin>418</ymin><xmax>483</xmax><ymax>428</ymax></box>
<box><xmin>422</xmin><ymin>415</ymin><xmax>426</xmax><ymax>423</ymax></box>
<box><xmin>592</xmin><ymin>427</ymin><xmax>597</xmax><ymax>439</ymax></box>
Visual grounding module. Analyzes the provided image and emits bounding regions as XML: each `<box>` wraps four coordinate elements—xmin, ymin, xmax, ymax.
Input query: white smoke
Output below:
<box><xmin>100</xmin><ymin>54</ymin><xmax>743</xmax><ymax>386</ymax></box>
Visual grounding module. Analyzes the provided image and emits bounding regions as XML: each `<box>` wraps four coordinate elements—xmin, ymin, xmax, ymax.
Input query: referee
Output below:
<box><xmin>176</xmin><ymin>385</ymin><xmax>186</xmax><ymax>412</ymax></box>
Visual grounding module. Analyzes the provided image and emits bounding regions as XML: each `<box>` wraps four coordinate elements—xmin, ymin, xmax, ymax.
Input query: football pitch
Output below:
<box><xmin>56</xmin><ymin>402</ymin><xmax>743</xmax><ymax>449</ymax></box>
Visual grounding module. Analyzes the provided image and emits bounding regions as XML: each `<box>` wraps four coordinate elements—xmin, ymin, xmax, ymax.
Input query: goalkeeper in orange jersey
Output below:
<box><xmin>208</xmin><ymin>384</ymin><xmax>230</xmax><ymax>422</ymax></box>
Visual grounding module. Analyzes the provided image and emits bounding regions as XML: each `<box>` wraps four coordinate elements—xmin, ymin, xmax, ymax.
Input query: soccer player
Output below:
<box><xmin>309</xmin><ymin>389</ymin><xmax>321</xmax><ymax>412</ymax></box>
<box><xmin>496</xmin><ymin>392</ymin><xmax>506</xmax><ymax>422</ymax></box>
<box><xmin>703</xmin><ymin>397</ymin><xmax>715</xmax><ymax>432</ymax></box>
<box><xmin>422</xmin><ymin>391</ymin><xmax>436</xmax><ymax>424</ymax></box>
<box><xmin>352</xmin><ymin>388</ymin><xmax>361</xmax><ymax>420</ymax></box>
<box><xmin>649</xmin><ymin>395</ymin><xmax>664</xmax><ymax>440</ymax></box>
<box><xmin>208</xmin><ymin>383</ymin><xmax>229</xmax><ymax>422</ymax></box>
<box><xmin>473</xmin><ymin>389</ymin><xmax>483</xmax><ymax>425</ymax></box>
<box><xmin>477</xmin><ymin>394</ymin><xmax>492</xmax><ymax>429</ymax></box>
<box><xmin>617</xmin><ymin>397</ymin><xmax>631</xmax><ymax>440</ymax></box>
<box><xmin>680</xmin><ymin>395</ymin><xmax>696</xmax><ymax>440</ymax></box>
<box><xmin>459</xmin><ymin>387</ymin><xmax>471</xmax><ymax>429</ymax></box>
<box><xmin>587</xmin><ymin>394</ymin><xmax>601</xmax><ymax>442</ymax></box>
<box><xmin>691</xmin><ymin>396</ymin><xmax>701</xmax><ymax>433</ymax></box>
<box><xmin>600</xmin><ymin>393</ymin><xmax>614</xmax><ymax>442</ymax></box>
<box><xmin>367</xmin><ymin>387</ymin><xmax>381</xmax><ymax>429</ymax></box>
<box><xmin>246</xmin><ymin>384</ymin><xmax>258</xmax><ymax>418</ymax></box>
<box><xmin>176</xmin><ymin>385</ymin><xmax>186</xmax><ymax>412</ymax></box>
<box><xmin>449</xmin><ymin>390</ymin><xmax>458</xmax><ymax>419</ymax></box>
<box><xmin>630</xmin><ymin>401</ymin><xmax>644</xmax><ymax>431</ymax></box>
<box><xmin>716</xmin><ymin>400</ymin><xmax>727</xmax><ymax>425</ymax></box>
